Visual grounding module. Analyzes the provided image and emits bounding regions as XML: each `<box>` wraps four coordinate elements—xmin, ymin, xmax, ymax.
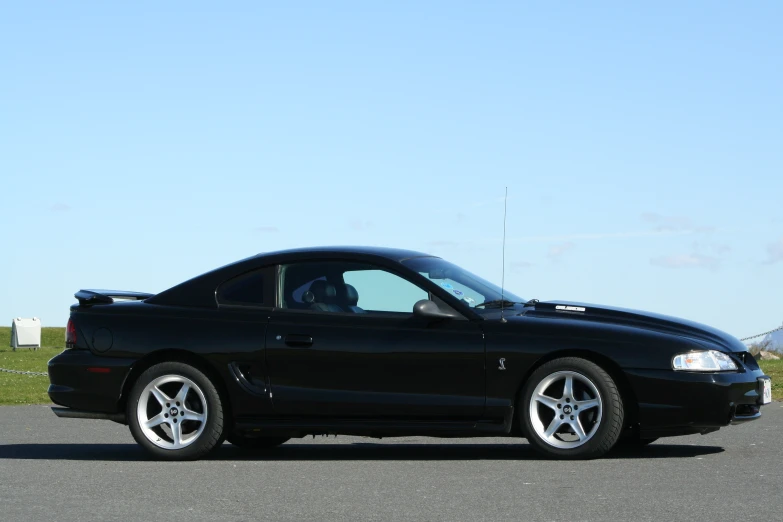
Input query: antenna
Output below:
<box><xmin>500</xmin><ymin>187</ymin><xmax>508</xmax><ymax>323</ymax></box>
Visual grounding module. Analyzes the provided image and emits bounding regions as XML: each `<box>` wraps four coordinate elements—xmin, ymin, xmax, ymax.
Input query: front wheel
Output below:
<box><xmin>127</xmin><ymin>362</ymin><xmax>225</xmax><ymax>460</ymax></box>
<box><xmin>520</xmin><ymin>357</ymin><xmax>624</xmax><ymax>459</ymax></box>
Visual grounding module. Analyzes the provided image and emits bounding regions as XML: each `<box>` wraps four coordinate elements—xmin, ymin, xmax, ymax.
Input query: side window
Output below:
<box><xmin>280</xmin><ymin>263</ymin><xmax>331</xmax><ymax>310</ymax></box>
<box><xmin>291</xmin><ymin>276</ymin><xmax>326</xmax><ymax>305</ymax></box>
<box><xmin>279</xmin><ymin>261</ymin><xmax>428</xmax><ymax>314</ymax></box>
<box><xmin>343</xmin><ymin>269</ymin><xmax>427</xmax><ymax>313</ymax></box>
<box><xmin>217</xmin><ymin>270</ymin><xmax>266</xmax><ymax>306</ymax></box>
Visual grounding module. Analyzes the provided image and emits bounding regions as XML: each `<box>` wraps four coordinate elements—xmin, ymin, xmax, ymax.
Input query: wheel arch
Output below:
<box><xmin>513</xmin><ymin>349</ymin><xmax>639</xmax><ymax>435</ymax></box>
<box><xmin>118</xmin><ymin>349</ymin><xmax>233</xmax><ymax>423</ymax></box>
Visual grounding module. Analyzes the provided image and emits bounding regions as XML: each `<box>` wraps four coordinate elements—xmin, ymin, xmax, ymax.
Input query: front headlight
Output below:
<box><xmin>672</xmin><ymin>350</ymin><xmax>738</xmax><ymax>372</ymax></box>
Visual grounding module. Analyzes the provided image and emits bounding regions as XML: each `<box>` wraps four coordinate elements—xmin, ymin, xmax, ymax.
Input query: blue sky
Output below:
<box><xmin>2</xmin><ymin>2</ymin><xmax>781</xmax><ymax>337</ymax></box>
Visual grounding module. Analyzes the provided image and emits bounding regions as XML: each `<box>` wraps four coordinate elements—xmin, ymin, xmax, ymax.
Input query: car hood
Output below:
<box><xmin>517</xmin><ymin>300</ymin><xmax>746</xmax><ymax>353</ymax></box>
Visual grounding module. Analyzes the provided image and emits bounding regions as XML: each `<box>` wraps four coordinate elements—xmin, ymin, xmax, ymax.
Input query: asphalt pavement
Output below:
<box><xmin>0</xmin><ymin>404</ymin><xmax>781</xmax><ymax>522</ymax></box>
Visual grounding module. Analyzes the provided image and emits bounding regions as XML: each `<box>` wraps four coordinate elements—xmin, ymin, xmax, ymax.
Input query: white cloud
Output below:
<box><xmin>426</xmin><ymin>240</ymin><xmax>459</xmax><ymax>248</ymax></box>
<box><xmin>641</xmin><ymin>212</ymin><xmax>693</xmax><ymax>231</ymax></box>
<box><xmin>650</xmin><ymin>253</ymin><xmax>719</xmax><ymax>270</ymax></box>
<box><xmin>470</xmin><ymin>196</ymin><xmax>512</xmax><ymax>208</ymax></box>
<box><xmin>765</xmin><ymin>238</ymin><xmax>783</xmax><ymax>264</ymax></box>
<box><xmin>349</xmin><ymin>219</ymin><xmax>373</xmax><ymax>231</ymax></box>
<box><xmin>505</xmin><ymin>229</ymin><xmax>691</xmax><ymax>243</ymax></box>
<box><xmin>548</xmin><ymin>242</ymin><xmax>574</xmax><ymax>261</ymax></box>
<box><xmin>641</xmin><ymin>212</ymin><xmax>714</xmax><ymax>234</ymax></box>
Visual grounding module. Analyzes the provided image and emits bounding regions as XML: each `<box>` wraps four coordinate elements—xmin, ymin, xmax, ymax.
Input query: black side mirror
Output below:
<box><xmin>412</xmin><ymin>299</ymin><xmax>459</xmax><ymax>320</ymax></box>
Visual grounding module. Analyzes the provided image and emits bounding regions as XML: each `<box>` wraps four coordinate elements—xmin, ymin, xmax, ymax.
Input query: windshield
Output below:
<box><xmin>402</xmin><ymin>257</ymin><xmax>524</xmax><ymax>310</ymax></box>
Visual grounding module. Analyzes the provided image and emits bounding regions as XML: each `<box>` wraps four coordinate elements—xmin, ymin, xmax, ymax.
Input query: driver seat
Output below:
<box><xmin>342</xmin><ymin>284</ymin><xmax>366</xmax><ymax>313</ymax></box>
<box><xmin>302</xmin><ymin>280</ymin><xmax>344</xmax><ymax>312</ymax></box>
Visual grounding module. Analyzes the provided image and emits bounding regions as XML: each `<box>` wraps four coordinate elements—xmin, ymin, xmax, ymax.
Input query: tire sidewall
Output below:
<box><xmin>127</xmin><ymin>361</ymin><xmax>224</xmax><ymax>460</ymax></box>
<box><xmin>520</xmin><ymin>358</ymin><xmax>623</xmax><ymax>459</ymax></box>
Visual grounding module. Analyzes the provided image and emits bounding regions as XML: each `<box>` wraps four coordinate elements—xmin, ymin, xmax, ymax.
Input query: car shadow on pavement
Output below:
<box><xmin>0</xmin><ymin>442</ymin><xmax>724</xmax><ymax>461</ymax></box>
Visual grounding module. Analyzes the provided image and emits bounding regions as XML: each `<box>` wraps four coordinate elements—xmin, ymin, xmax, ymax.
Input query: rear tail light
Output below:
<box><xmin>66</xmin><ymin>319</ymin><xmax>77</xmax><ymax>345</ymax></box>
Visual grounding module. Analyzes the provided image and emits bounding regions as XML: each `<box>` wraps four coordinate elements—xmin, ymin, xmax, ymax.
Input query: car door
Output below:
<box><xmin>264</xmin><ymin>260</ymin><xmax>486</xmax><ymax>419</ymax></box>
<box><xmin>212</xmin><ymin>266</ymin><xmax>276</xmax><ymax>417</ymax></box>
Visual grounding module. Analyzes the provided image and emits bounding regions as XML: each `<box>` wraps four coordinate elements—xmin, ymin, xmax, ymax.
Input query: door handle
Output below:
<box><xmin>284</xmin><ymin>334</ymin><xmax>313</xmax><ymax>347</ymax></box>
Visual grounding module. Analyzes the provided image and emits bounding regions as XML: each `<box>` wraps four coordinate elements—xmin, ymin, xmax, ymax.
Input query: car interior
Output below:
<box><xmin>280</xmin><ymin>262</ymin><xmax>374</xmax><ymax>313</ymax></box>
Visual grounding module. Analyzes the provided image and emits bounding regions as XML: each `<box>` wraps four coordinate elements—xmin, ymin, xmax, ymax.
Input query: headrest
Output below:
<box><xmin>308</xmin><ymin>280</ymin><xmax>337</xmax><ymax>301</ymax></box>
<box><xmin>344</xmin><ymin>284</ymin><xmax>359</xmax><ymax>305</ymax></box>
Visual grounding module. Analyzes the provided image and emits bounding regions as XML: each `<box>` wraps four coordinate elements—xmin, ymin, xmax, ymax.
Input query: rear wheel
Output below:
<box><xmin>127</xmin><ymin>362</ymin><xmax>225</xmax><ymax>460</ymax></box>
<box><xmin>227</xmin><ymin>435</ymin><xmax>290</xmax><ymax>450</ymax></box>
<box><xmin>520</xmin><ymin>357</ymin><xmax>624</xmax><ymax>459</ymax></box>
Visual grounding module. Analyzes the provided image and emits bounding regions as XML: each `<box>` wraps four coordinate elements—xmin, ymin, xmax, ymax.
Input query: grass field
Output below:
<box><xmin>762</xmin><ymin>359</ymin><xmax>783</xmax><ymax>400</ymax></box>
<box><xmin>0</xmin><ymin>327</ymin><xmax>65</xmax><ymax>405</ymax></box>
<box><xmin>0</xmin><ymin>326</ymin><xmax>65</xmax><ymax>351</ymax></box>
<box><xmin>0</xmin><ymin>326</ymin><xmax>781</xmax><ymax>405</ymax></box>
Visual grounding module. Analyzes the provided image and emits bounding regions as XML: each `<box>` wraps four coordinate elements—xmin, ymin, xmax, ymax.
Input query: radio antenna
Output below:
<box><xmin>500</xmin><ymin>186</ymin><xmax>508</xmax><ymax>323</ymax></box>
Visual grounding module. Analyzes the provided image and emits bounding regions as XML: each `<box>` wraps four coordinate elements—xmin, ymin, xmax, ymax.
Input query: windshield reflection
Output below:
<box><xmin>402</xmin><ymin>257</ymin><xmax>524</xmax><ymax>310</ymax></box>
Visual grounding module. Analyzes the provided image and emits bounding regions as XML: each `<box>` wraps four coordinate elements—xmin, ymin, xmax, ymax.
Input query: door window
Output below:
<box><xmin>342</xmin><ymin>269</ymin><xmax>427</xmax><ymax>313</ymax></box>
<box><xmin>279</xmin><ymin>261</ymin><xmax>427</xmax><ymax>314</ymax></box>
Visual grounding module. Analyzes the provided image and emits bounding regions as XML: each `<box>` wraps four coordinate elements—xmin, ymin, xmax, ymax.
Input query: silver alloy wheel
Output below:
<box><xmin>136</xmin><ymin>374</ymin><xmax>208</xmax><ymax>450</ymax></box>
<box><xmin>528</xmin><ymin>370</ymin><xmax>603</xmax><ymax>449</ymax></box>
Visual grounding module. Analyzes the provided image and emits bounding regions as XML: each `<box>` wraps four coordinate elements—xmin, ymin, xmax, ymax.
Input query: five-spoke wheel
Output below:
<box><xmin>137</xmin><ymin>375</ymin><xmax>208</xmax><ymax>450</ymax></box>
<box><xmin>128</xmin><ymin>362</ymin><xmax>224</xmax><ymax>460</ymax></box>
<box><xmin>528</xmin><ymin>371</ymin><xmax>603</xmax><ymax>449</ymax></box>
<box><xmin>521</xmin><ymin>357</ymin><xmax>624</xmax><ymax>459</ymax></box>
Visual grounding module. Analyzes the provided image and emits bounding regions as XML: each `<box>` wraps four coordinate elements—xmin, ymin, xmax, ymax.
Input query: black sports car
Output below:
<box><xmin>48</xmin><ymin>246</ymin><xmax>773</xmax><ymax>460</ymax></box>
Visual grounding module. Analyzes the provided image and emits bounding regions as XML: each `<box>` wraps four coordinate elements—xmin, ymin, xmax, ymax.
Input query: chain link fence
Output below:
<box><xmin>0</xmin><ymin>367</ymin><xmax>48</xmax><ymax>376</ymax></box>
<box><xmin>739</xmin><ymin>324</ymin><xmax>783</xmax><ymax>342</ymax></box>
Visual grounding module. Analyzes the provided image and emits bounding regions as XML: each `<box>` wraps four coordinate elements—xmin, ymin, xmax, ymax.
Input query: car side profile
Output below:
<box><xmin>47</xmin><ymin>246</ymin><xmax>772</xmax><ymax>460</ymax></box>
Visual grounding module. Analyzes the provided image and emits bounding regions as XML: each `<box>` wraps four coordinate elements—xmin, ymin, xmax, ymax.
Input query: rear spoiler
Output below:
<box><xmin>75</xmin><ymin>289</ymin><xmax>155</xmax><ymax>306</ymax></box>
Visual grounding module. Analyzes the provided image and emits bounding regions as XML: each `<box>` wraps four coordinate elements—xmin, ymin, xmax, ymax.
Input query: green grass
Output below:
<box><xmin>0</xmin><ymin>326</ymin><xmax>65</xmax><ymax>351</ymax></box>
<box><xmin>760</xmin><ymin>359</ymin><xmax>783</xmax><ymax>401</ymax></box>
<box><xmin>0</xmin><ymin>326</ymin><xmax>781</xmax><ymax>405</ymax></box>
<box><xmin>0</xmin><ymin>327</ymin><xmax>65</xmax><ymax>405</ymax></box>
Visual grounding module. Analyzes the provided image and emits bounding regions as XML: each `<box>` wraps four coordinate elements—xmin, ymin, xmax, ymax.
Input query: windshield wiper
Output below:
<box><xmin>474</xmin><ymin>298</ymin><xmax>538</xmax><ymax>309</ymax></box>
<box><xmin>474</xmin><ymin>299</ymin><xmax>520</xmax><ymax>309</ymax></box>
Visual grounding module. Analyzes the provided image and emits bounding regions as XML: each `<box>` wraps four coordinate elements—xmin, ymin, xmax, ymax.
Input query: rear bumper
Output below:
<box><xmin>51</xmin><ymin>406</ymin><xmax>126</xmax><ymax>422</ymax></box>
<box><xmin>47</xmin><ymin>350</ymin><xmax>135</xmax><ymax>414</ymax></box>
<box><xmin>626</xmin><ymin>368</ymin><xmax>770</xmax><ymax>437</ymax></box>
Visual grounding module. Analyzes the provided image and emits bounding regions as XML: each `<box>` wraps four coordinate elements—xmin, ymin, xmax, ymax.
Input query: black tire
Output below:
<box><xmin>127</xmin><ymin>361</ymin><xmax>225</xmax><ymax>461</ymax></box>
<box><xmin>227</xmin><ymin>435</ymin><xmax>290</xmax><ymax>450</ymax></box>
<box><xmin>520</xmin><ymin>357</ymin><xmax>624</xmax><ymax>459</ymax></box>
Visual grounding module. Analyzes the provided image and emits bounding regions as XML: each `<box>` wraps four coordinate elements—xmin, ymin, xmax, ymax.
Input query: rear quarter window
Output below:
<box><xmin>217</xmin><ymin>270</ymin><xmax>266</xmax><ymax>306</ymax></box>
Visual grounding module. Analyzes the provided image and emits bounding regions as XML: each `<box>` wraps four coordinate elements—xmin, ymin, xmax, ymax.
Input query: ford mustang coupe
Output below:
<box><xmin>48</xmin><ymin>247</ymin><xmax>772</xmax><ymax>460</ymax></box>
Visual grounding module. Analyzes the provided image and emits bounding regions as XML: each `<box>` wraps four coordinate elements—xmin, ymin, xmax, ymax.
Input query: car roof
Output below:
<box><xmin>255</xmin><ymin>246</ymin><xmax>434</xmax><ymax>263</ymax></box>
<box><xmin>147</xmin><ymin>246</ymin><xmax>437</xmax><ymax>308</ymax></box>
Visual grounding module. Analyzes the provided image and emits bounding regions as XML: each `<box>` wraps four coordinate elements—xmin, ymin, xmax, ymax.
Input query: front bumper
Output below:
<box><xmin>625</xmin><ymin>368</ymin><xmax>770</xmax><ymax>437</ymax></box>
<box><xmin>48</xmin><ymin>349</ymin><xmax>135</xmax><ymax>413</ymax></box>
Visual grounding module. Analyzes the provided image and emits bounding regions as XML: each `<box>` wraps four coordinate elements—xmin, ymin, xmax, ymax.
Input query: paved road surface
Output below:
<box><xmin>0</xmin><ymin>405</ymin><xmax>781</xmax><ymax>521</ymax></box>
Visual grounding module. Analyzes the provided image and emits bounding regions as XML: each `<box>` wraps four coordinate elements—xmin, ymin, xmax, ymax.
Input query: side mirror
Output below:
<box><xmin>413</xmin><ymin>299</ymin><xmax>459</xmax><ymax>320</ymax></box>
